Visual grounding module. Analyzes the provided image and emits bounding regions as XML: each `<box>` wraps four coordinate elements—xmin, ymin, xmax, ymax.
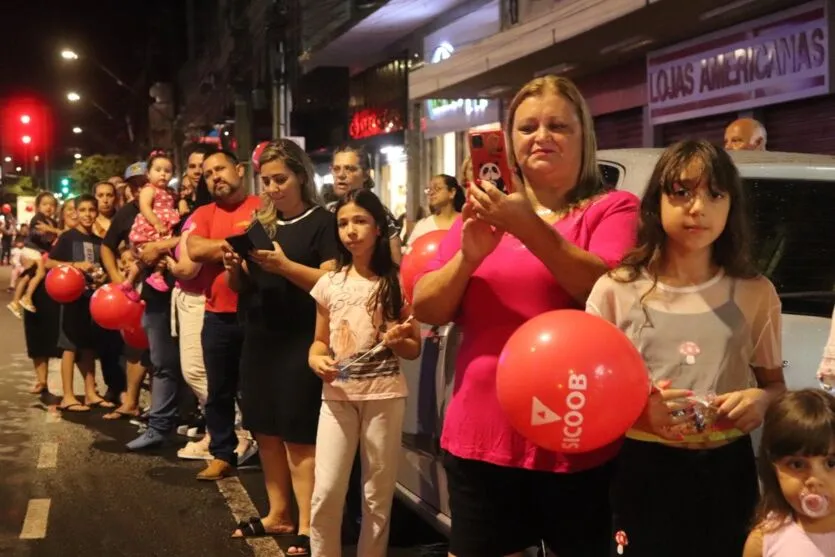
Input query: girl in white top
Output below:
<box><xmin>407</xmin><ymin>174</ymin><xmax>464</xmax><ymax>246</ymax></box>
<box><xmin>587</xmin><ymin>140</ymin><xmax>785</xmax><ymax>557</ymax></box>
<box><xmin>308</xmin><ymin>188</ymin><xmax>421</xmax><ymax>557</ymax></box>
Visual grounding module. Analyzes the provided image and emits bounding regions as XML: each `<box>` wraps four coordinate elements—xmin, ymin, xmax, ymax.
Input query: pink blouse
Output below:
<box><xmin>424</xmin><ymin>190</ymin><xmax>640</xmax><ymax>473</ymax></box>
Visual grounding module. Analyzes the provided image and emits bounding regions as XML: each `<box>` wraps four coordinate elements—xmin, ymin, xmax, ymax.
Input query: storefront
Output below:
<box><xmin>418</xmin><ymin>0</ymin><xmax>502</xmax><ymax>189</ymax></box>
<box><xmin>347</xmin><ymin>58</ymin><xmax>409</xmax><ymax>216</ymax></box>
<box><xmin>647</xmin><ymin>0</ymin><xmax>832</xmax><ymax>151</ymax></box>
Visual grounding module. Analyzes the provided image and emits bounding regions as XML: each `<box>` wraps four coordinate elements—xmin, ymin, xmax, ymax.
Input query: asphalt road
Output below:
<box><xmin>0</xmin><ymin>266</ymin><xmax>447</xmax><ymax>557</ymax></box>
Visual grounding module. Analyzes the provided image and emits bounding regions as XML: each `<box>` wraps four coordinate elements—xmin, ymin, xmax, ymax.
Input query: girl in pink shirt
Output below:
<box><xmin>744</xmin><ymin>390</ymin><xmax>835</xmax><ymax>557</ymax></box>
<box><xmin>413</xmin><ymin>75</ymin><xmax>639</xmax><ymax>557</ymax></box>
<box><xmin>309</xmin><ymin>189</ymin><xmax>421</xmax><ymax>557</ymax></box>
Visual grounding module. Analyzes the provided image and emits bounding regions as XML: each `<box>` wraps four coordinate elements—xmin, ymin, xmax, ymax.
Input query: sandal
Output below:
<box><xmin>58</xmin><ymin>402</ymin><xmax>90</xmax><ymax>413</ymax></box>
<box><xmin>103</xmin><ymin>409</ymin><xmax>140</xmax><ymax>421</ymax></box>
<box><xmin>231</xmin><ymin>517</ymin><xmax>295</xmax><ymax>538</ymax></box>
<box><xmin>286</xmin><ymin>534</ymin><xmax>310</xmax><ymax>556</ymax></box>
<box><xmin>88</xmin><ymin>399</ymin><xmax>117</xmax><ymax>409</ymax></box>
<box><xmin>29</xmin><ymin>382</ymin><xmax>47</xmax><ymax>394</ymax></box>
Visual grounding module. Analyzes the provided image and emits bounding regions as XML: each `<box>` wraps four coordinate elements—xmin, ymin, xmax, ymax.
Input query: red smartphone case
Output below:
<box><xmin>468</xmin><ymin>129</ymin><xmax>513</xmax><ymax>194</ymax></box>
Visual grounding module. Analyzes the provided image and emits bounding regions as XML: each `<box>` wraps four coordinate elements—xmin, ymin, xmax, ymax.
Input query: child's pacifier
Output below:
<box><xmin>800</xmin><ymin>488</ymin><xmax>830</xmax><ymax>518</ymax></box>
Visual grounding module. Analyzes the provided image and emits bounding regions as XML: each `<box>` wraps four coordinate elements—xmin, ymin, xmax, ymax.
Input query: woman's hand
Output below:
<box><xmin>460</xmin><ymin>201</ymin><xmax>503</xmax><ymax>266</ymax></box>
<box><xmin>221</xmin><ymin>246</ymin><xmax>242</xmax><ymax>273</ymax></box>
<box><xmin>714</xmin><ymin>388</ymin><xmax>769</xmax><ymax>433</ymax></box>
<box><xmin>635</xmin><ymin>380</ymin><xmax>695</xmax><ymax>440</ymax></box>
<box><xmin>309</xmin><ymin>355</ymin><xmax>339</xmax><ymax>383</ymax></box>
<box><xmin>249</xmin><ymin>242</ymin><xmax>290</xmax><ymax>275</ymax></box>
<box><xmin>468</xmin><ymin>180</ymin><xmax>538</xmax><ymax>238</ymax></box>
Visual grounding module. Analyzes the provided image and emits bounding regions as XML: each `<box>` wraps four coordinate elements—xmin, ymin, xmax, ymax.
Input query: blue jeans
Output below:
<box><xmin>202</xmin><ymin>311</ymin><xmax>243</xmax><ymax>466</ymax></box>
<box><xmin>144</xmin><ymin>300</ymin><xmax>181</xmax><ymax>434</ymax></box>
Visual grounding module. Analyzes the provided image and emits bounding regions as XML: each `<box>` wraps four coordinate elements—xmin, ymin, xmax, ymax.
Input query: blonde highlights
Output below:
<box><xmin>254</xmin><ymin>139</ymin><xmax>320</xmax><ymax>234</ymax></box>
<box><xmin>504</xmin><ymin>75</ymin><xmax>603</xmax><ymax>207</ymax></box>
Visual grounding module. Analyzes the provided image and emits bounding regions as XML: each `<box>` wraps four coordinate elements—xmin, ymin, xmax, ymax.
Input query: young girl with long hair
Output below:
<box><xmin>308</xmin><ymin>188</ymin><xmax>421</xmax><ymax>557</ymax></box>
<box><xmin>587</xmin><ymin>140</ymin><xmax>786</xmax><ymax>557</ymax></box>
<box><xmin>743</xmin><ymin>389</ymin><xmax>835</xmax><ymax>556</ymax></box>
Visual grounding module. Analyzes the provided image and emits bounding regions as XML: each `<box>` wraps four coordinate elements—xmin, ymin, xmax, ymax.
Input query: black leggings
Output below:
<box><xmin>610</xmin><ymin>437</ymin><xmax>759</xmax><ymax>557</ymax></box>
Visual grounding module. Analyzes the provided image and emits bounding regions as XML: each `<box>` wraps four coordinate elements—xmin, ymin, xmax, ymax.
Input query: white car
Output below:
<box><xmin>395</xmin><ymin>148</ymin><xmax>835</xmax><ymax>536</ymax></box>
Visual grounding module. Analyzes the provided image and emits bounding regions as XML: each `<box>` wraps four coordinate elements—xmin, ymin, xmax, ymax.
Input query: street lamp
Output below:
<box><xmin>15</xmin><ymin>166</ymin><xmax>21</xmax><ymax>172</ymax></box>
<box><xmin>21</xmin><ymin>135</ymin><xmax>32</xmax><ymax>145</ymax></box>
<box><xmin>74</xmin><ymin>153</ymin><xmax>82</xmax><ymax>160</ymax></box>
<box><xmin>67</xmin><ymin>91</ymin><xmax>81</xmax><ymax>102</ymax></box>
<box><xmin>72</xmin><ymin>126</ymin><xmax>82</xmax><ymax>134</ymax></box>
<box><xmin>61</xmin><ymin>49</ymin><xmax>79</xmax><ymax>60</ymax></box>
<box><xmin>3</xmin><ymin>156</ymin><xmax>11</xmax><ymax>163</ymax></box>
<box><xmin>20</xmin><ymin>114</ymin><xmax>31</xmax><ymax>124</ymax></box>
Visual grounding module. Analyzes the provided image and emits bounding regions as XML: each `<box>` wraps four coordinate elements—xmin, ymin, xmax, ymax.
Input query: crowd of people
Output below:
<box><xmin>9</xmin><ymin>73</ymin><xmax>835</xmax><ymax>557</ymax></box>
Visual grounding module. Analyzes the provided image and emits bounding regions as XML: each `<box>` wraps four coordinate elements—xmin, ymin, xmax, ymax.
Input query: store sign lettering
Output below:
<box><xmin>426</xmin><ymin>98</ymin><xmax>489</xmax><ymax>120</ymax></box>
<box><xmin>349</xmin><ymin>108</ymin><xmax>404</xmax><ymax>140</ymax></box>
<box><xmin>646</xmin><ymin>2</ymin><xmax>829</xmax><ymax>125</ymax></box>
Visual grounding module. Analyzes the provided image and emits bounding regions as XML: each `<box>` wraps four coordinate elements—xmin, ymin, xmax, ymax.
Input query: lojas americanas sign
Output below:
<box><xmin>647</xmin><ymin>1</ymin><xmax>830</xmax><ymax>125</ymax></box>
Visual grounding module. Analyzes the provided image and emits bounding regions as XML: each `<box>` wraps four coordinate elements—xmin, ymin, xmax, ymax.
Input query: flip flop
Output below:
<box><xmin>103</xmin><ymin>409</ymin><xmax>140</xmax><ymax>421</ymax></box>
<box><xmin>29</xmin><ymin>383</ymin><xmax>47</xmax><ymax>394</ymax></box>
<box><xmin>286</xmin><ymin>534</ymin><xmax>310</xmax><ymax>556</ymax></box>
<box><xmin>88</xmin><ymin>400</ymin><xmax>117</xmax><ymax>409</ymax></box>
<box><xmin>232</xmin><ymin>517</ymin><xmax>296</xmax><ymax>539</ymax></box>
<box><xmin>58</xmin><ymin>403</ymin><xmax>90</xmax><ymax>413</ymax></box>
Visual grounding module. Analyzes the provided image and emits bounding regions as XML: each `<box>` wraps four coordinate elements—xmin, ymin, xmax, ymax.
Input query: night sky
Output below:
<box><xmin>0</xmin><ymin>0</ymin><xmax>185</xmax><ymax>162</ymax></box>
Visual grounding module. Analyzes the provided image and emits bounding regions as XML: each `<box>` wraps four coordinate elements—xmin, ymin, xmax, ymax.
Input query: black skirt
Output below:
<box><xmin>239</xmin><ymin>325</ymin><xmax>322</xmax><ymax>444</ymax></box>
<box><xmin>23</xmin><ymin>282</ymin><xmax>61</xmax><ymax>359</ymax></box>
<box><xmin>57</xmin><ymin>292</ymin><xmax>97</xmax><ymax>352</ymax></box>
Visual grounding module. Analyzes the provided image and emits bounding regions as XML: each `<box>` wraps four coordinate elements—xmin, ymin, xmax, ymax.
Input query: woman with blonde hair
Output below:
<box><xmin>413</xmin><ymin>75</ymin><xmax>641</xmax><ymax>557</ymax></box>
<box><xmin>223</xmin><ymin>139</ymin><xmax>339</xmax><ymax>555</ymax></box>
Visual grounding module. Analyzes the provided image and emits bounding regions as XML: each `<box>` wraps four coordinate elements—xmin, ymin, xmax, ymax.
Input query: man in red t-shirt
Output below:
<box><xmin>187</xmin><ymin>149</ymin><xmax>261</xmax><ymax>480</ymax></box>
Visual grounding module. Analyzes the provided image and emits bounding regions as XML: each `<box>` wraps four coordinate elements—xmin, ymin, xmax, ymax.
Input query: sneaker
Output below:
<box><xmin>177</xmin><ymin>437</ymin><xmax>212</xmax><ymax>461</ymax></box>
<box><xmin>186</xmin><ymin>425</ymin><xmax>205</xmax><ymax>438</ymax></box>
<box><xmin>126</xmin><ymin>428</ymin><xmax>168</xmax><ymax>451</ymax></box>
<box><xmin>145</xmin><ymin>273</ymin><xmax>169</xmax><ymax>293</ymax></box>
<box><xmin>236</xmin><ymin>437</ymin><xmax>259</xmax><ymax>466</ymax></box>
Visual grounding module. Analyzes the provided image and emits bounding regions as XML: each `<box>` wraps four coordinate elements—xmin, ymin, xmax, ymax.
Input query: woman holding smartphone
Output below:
<box><xmin>224</xmin><ymin>140</ymin><xmax>338</xmax><ymax>555</ymax></box>
<box><xmin>413</xmin><ymin>76</ymin><xmax>640</xmax><ymax>557</ymax></box>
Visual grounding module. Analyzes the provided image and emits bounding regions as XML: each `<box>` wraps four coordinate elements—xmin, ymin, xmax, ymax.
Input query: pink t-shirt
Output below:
<box><xmin>424</xmin><ymin>189</ymin><xmax>639</xmax><ymax>473</ymax></box>
<box><xmin>175</xmin><ymin>214</ymin><xmax>211</xmax><ymax>294</ymax></box>
<box><xmin>310</xmin><ymin>270</ymin><xmax>408</xmax><ymax>402</ymax></box>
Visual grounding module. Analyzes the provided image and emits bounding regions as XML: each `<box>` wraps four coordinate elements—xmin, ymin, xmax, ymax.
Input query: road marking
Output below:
<box><xmin>37</xmin><ymin>443</ymin><xmax>58</xmax><ymax>469</ymax></box>
<box><xmin>216</xmin><ymin>477</ymin><xmax>284</xmax><ymax>556</ymax></box>
<box><xmin>19</xmin><ymin>498</ymin><xmax>51</xmax><ymax>539</ymax></box>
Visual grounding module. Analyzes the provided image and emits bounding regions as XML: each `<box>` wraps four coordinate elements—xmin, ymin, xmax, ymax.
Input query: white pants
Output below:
<box><xmin>171</xmin><ymin>287</ymin><xmax>207</xmax><ymax>406</ymax></box>
<box><xmin>310</xmin><ymin>398</ymin><xmax>406</xmax><ymax>557</ymax></box>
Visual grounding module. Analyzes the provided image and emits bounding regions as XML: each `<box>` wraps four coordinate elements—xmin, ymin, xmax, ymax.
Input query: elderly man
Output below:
<box><xmin>724</xmin><ymin>118</ymin><xmax>767</xmax><ymax>151</ymax></box>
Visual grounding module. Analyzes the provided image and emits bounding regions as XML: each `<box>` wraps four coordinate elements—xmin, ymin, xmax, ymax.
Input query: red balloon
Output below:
<box><xmin>25</xmin><ymin>205</ymin><xmax>34</xmax><ymax>213</ymax></box>
<box><xmin>121</xmin><ymin>325</ymin><xmax>149</xmax><ymax>350</ymax></box>
<box><xmin>90</xmin><ymin>284</ymin><xmax>134</xmax><ymax>330</ymax></box>
<box><xmin>124</xmin><ymin>299</ymin><xmax>145</xmax><ymax>330</ymax></box>
<box><xmin>45</xmin><ymin>266</ymin><xmax>86</xmax><ymax>303</ymax></box>
<box><xmin>251</xmin><ymin>141</ymin><xmax>270</xmax><ymax>173</ymax></box>
<box><xmin>401</xmin><ymin>230</ymin><xmax>447</xmax><ymax>303</ymax></box>
<box><xmin>496</xmin><ymin>310</ymin><xmax>650</xmax><ymax>454</ymax></box>
<box><xmin>1</xmin><ymin>204</ymin><xmax>11</xmax><ymax>214</ymax></box>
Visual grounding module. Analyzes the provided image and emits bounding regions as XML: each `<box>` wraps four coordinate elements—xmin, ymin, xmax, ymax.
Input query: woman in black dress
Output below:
<box><xmin>225</xmin><ymin>139</ymin><xmax>338</xmax><ymax>554</ymax></box>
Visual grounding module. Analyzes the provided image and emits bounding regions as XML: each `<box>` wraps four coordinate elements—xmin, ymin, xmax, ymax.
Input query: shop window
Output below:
<box><xmin>746</xmin><ymin>177</ymin><xmax>835</xmax><ymax>317</ymax></box>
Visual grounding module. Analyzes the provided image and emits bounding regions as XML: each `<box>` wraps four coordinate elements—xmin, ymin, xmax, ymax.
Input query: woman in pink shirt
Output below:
<box><xmin>413</xmin><ymin>75</ymin><xmax>639</xmax><ymax>557</ymax></box>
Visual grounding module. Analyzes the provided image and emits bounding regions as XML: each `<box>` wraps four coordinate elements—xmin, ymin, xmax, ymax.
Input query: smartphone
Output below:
<box><xmin>226</xmin><ymin>219</ymin><xmax>275</xmax><ymax>256</ymax></box>
<box><xmin>468</xmin><ymin>129</ymin><xmax>513</xmax><ymax>194</ymax></box>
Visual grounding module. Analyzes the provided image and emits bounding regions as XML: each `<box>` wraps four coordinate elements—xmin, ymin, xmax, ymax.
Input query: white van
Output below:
<box><xmin>395</xmin><ymin>148</ymin><xmax>835</xmax><ymax>535</ymax></box>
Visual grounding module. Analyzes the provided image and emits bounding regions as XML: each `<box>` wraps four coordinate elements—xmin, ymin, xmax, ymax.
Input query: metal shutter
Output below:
<box><xmin>595</xmin><ymin>108</ymin><xmax>644</xmax><ymax>150</ymax></box>
<box><xmin>661</xmin><ymin>112</ymin><xmax>735</xmax><ymax>147</ymax></box>
<box><xmin>765</xmin><ymin>95</ymin><xmax>835</xmax><ymax>154</ymax></box>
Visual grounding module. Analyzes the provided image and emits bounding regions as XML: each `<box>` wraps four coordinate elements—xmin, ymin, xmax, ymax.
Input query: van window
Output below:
<box><xmin>747</xmin><ymin>178</ymin><xmax>835</xmax><ymax>317</ymax></box>
<box><xmin>599</xmin><ymin>163</ymin><xmax>621</xmax><ymax>189</ymax></box>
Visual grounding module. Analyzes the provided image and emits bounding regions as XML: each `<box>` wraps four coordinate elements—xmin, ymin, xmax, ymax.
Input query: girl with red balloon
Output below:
<box><xmin>587</xmin><ymin>140</ymin><xmax>786</xmax><ymax>557</ymax></box>
<box><xmin>45</xmin><ymin>194</ymin><xmax>115</xmax><ymax>412</ymax></box>
<box><xmin>412</xmin><ymin>75</ymin><xmax>640</xmax><ymax>557</ymax></box>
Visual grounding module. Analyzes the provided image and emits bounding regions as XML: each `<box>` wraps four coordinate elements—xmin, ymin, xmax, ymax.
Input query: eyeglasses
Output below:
<box><xmin>424</xmin><ymin>187</ymin><xmax>445</xmax><ymax>194</ymax></box>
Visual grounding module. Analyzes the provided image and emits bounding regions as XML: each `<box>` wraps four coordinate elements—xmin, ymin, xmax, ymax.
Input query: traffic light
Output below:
<box><xmin>60</xmin><ymin>177</ymin><xmax>69</xmax><ymax>187</ymax></box>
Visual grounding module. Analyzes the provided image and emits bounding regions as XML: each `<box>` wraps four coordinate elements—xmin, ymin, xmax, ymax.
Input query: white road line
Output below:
<box><xmin>216</xmin><ymin>477</ymin><xmax>284</xmax><ymax>556</ymax></box>
<box><xmin>19</xmin><ymin>498</ymin><xmax>51</xmax><ymax>539</ymax></box>
<box><xmin>37</xmin><ymin>443</ymin><xmax>58</xmax><ymax>469</ymax></box>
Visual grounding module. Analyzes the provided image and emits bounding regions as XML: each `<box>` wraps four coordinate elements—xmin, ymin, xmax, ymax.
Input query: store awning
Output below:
<box><xmin>300</xmin><ymin>0</ymin><xmax>473</xmax><ymax>74</ymax></box>
<box><xmin>408</xmin><ymin>0</ymin><xmax>804</xmax><ymax>101</ymax></box>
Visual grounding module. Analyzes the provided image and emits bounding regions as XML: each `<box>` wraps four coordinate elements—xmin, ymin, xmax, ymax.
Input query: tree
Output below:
<box><xmin>68</xmin><ymin>154</ymin><xmax>131</xmax><ymax>193</ymax></box>
<box><xmin>4</xmin><ymin>176</ymin><xmax>39</xmax><ymax>197</ymax></box>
